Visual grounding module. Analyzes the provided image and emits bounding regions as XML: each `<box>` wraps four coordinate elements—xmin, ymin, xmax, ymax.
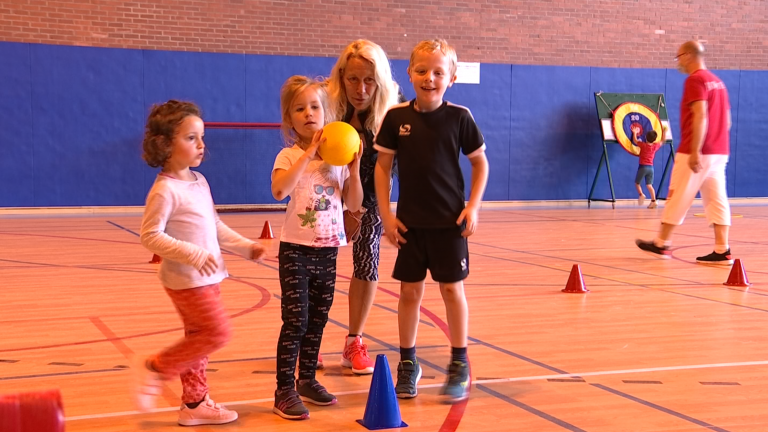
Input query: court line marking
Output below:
<box><xmin>590</xmin><ymin>383</ymin><xmax>731</xmax><ymax>432</ymax></box>
<box><xmin>64</xmin><ymin>358</ymin><xmax>768</xmax><ymax>421</ymax></box>
<box><xmin>55</xmin><ymin>218</ymin><xmax>768</xmax><ymax>426</ymax></box>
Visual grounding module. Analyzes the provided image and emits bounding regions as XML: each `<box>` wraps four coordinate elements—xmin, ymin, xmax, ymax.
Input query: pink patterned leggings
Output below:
<box><xmin>151</xmin><ymin>283</ymin><xmax>231</xmax><ymax>404</ymax></box>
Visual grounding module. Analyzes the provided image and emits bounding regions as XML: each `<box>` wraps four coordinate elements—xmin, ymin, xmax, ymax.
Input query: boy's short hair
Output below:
<box><xmin>409</xmin><ymin>38</ymin><xmax>458</xmax><ymax>77</ymax></box>
<box><xmin>645</xmin><ymin>130</ymin><xmax>658</xmax><ymax>143</ymax></box>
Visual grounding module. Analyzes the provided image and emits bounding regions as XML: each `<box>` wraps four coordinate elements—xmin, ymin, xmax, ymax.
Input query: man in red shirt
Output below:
<box><xmin>636</xmin><ymin>41</ymin><xmax>734</xmax><ymax>264</ymax></box>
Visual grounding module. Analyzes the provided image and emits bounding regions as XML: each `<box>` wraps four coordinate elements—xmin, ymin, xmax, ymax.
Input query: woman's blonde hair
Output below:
<box><xmin>327</xmin><ymin>40</ymin><xmax>398</xmax><ymax>135</ymax></box>
<box><xmin>279</xmin><ymin>75</ymin><xmax>331</xmax><ymax>148</ymax></box>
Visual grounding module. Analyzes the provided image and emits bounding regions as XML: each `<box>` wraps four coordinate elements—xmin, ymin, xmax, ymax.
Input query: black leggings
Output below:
<box><xmin>276</xmin><ymin>242</ymin><xmax>338</xmax><ymax>390</ymax></box>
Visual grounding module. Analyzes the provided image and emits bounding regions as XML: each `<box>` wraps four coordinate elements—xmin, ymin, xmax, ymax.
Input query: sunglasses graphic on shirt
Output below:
<box><xmin>314</xmin><ymin>185</ymin><xmax>335</xmax><ymax>195</ymax></box>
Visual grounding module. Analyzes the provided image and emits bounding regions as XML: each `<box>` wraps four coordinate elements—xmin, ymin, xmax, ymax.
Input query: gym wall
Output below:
<box><xmin>1</xmin><ymin>1</ymin><xmax>766</xmax><ymax>206</ymax></box>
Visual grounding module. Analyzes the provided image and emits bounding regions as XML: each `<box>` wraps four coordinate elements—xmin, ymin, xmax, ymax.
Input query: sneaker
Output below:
<box><xmin>273</xmin><ymin>389</ymin><xmax>310</xmax><ymax>420</ymax></box>
<box><xmin>440</xmin><ymin>361</ymin><xmax>470</xmax><ymax>403</ymax></box>
<box><xmin>178</xmin><ymin>394</ymin><xmax>238</xmax><ymax>426</ymax></box>
<box><xmin>297</xmin><ymin>379</ymin><xmax>337</xmax><ymax>406</ymax></box>
<box><xmin>341</xmin><ymin>336</ymin><xmax>374</xmax><ymax>374</ymax></box>
<box><xmin>635</xmin><ymin>239</ymin><xmax>671</xmax><ymax>259</ymax></box>
<box><xmin>696</xmin><ymin>249</ymin><xmax>734</xmax><ymax>265</ymax></box>
<box><xmin>638</xmin><ymin>194</ymin><xmax>646</xmax><ymax>206</ymax></box>
<box><xmin>133</xmin><ymin>357</ymin><xmax>163</xmax><ymax>412</ymax></box>
<box><xmin>395</xmin><ymin>360</ymin><xmax>422</xmax><ymax>399</ymax></box>
<box><xmin>648</xmin><ymin>201</ymin><xmax>657</xmax><ymax>209</ymax></box>
<box><xmin>317</xmin><ymin>353</ymin><xmax>324</xmax><ymax>370</ymax></box>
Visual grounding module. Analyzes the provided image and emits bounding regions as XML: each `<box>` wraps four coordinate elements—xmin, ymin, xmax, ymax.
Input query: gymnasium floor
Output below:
<box><xmin>1</xmin><ymin>203</ymin><xmax>766</xmax><ymax>431</ymax></box>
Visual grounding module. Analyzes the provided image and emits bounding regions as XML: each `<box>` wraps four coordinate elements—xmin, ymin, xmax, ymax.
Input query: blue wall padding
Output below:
<box><xmin>1</xmin><ymin>41</ymin><xmax>766</xmax><ymax>207</ymax></box>
<box><xmin>509</xmin><ymin>65</ymin><xmax>592</xmax><ymax>200</ymax></box>
<box><xmin>733</xmin><ymin>71</ymin><xmax>768</xmax><ymax>198</ymax></box>
<box><xmin>29</xmin><ymin>44</ymin><xmax>145</xmax><ymax>206</ymax></box>
<box><xmin>0</xmin><ymin>43</ymin><xmax>34</xmax><ymax>207</ymax></box>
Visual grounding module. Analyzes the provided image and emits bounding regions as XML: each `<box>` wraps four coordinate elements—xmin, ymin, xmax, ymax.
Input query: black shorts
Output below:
<box><xmin>392</xmin><ymin>226</ymin><xmax>469</xmax><ymax>283</ymax></box>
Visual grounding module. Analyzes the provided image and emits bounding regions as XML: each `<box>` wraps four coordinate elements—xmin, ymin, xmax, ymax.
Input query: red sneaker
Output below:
<box><xmin>340</xmin><ymin>336</ymin><xmax>374</xmax><ymax>374</ymax></box>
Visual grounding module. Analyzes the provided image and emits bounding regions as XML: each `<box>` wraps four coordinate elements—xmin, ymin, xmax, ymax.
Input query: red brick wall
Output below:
<box><xmin>1</xmin><ymin>0</ymin><xmax>765</xmax><ymax>69</ymax></box>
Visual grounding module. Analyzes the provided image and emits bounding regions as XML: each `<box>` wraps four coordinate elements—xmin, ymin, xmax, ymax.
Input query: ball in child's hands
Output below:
<box><xmin>318</xmin><ymin>121</ymin><xmax>361</xmax><ymax>166</ymax></box>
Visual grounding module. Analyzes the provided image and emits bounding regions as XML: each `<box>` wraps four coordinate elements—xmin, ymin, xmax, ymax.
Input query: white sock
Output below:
<box><xmin>346</xmin><ymin>336</ymin><xmax>359</xmax><ymax>346</ymax></box>
<box><xmin>654</xmin><ymin>238</ymin><xmax>671</xmax><ymax>248</ymax></box>
<box><xmin>714</xmin><ymin>244</ymin><xmax>729</xmax><ymax>254</ymax></box>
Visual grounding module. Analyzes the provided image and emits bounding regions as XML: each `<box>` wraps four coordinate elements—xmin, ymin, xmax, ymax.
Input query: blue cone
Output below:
<box><xmin>357</xmin><ymin>354</ymin><xmax>408</xmax><ymax>430</ymax></box>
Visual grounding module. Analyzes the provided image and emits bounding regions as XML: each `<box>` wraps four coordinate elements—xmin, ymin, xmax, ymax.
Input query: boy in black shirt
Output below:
<box><xmin>373</xmin><ymin>38</ymin><xmax>489</xmax><ymax>403</ymax></box>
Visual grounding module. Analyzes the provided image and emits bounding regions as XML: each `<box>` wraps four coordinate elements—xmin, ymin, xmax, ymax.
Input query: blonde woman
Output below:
<box><xmin>327</xmin><ymin>40</ymin><xmax>401</xmax><ymax>374</ymax></box>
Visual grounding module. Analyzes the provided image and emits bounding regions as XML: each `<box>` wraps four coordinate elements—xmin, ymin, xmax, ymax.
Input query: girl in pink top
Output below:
<box><xmin>136</xmin><ymin>100</ymin><xmax>266</xmax><ymax>426</ymax></box>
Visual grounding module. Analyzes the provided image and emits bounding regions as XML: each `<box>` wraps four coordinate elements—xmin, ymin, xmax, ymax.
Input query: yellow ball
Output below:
<box><xmin>318</xmin><ymin>121</ymin><xmax>360</xmax><ymax>166</ymax></box>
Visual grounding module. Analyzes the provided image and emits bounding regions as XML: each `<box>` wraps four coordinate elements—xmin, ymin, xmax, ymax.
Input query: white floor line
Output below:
<box><xmin>469</xmin><ymin>359</ymin><xmax>768</xmax><ymax>386</ymax></box>
<box><xmin>65</xmin><ymin>359</ymin><xmax>768</xmax><ymax>422</ymax></box>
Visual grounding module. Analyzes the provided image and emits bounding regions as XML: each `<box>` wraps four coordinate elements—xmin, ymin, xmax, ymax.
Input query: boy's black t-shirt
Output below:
<box><xmin>374</xmin><ymin>100</ymin><xmax>486</xmax><ymax>228</ymax></box>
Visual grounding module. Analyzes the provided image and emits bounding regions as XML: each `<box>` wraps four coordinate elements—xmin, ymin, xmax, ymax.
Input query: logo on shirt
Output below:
<box><xmin>705</xmin><ymin>81</ymin><xmax>726</xmax><ymax>91</ymax></box>
<box><xmin>399</xmin><ymin>124</ymin><xmax>411</xmax><ymax>136</ymax></box>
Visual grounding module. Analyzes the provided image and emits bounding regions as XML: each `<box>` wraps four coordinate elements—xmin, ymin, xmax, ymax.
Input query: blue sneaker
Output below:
<box><xmin>440</xmin><ymin>361</ymin><xmax>470</xmax><ymax>403</ymax></box>
<box><xmin>395</xmin><ymin>360</ymin><xmax>422</xmax><ymax>399</ymax></box>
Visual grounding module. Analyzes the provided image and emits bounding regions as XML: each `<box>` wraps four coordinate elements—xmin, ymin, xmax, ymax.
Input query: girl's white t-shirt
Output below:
<box><xmin>273</xmin><ymin>145</ymin><xmax>350</xmax><ymax>247</ymax></box>
<box><xmin>140</xmin><ymin>172</ymin><xmax>255</xmax><ymax>289</ymax></box>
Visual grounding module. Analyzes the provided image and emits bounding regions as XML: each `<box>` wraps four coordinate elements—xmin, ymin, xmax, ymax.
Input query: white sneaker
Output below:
<box><xmin>638</xmin><ymin>194</ymin><xmax>646</xmax><ymax>206</ymax></box>
<box><xmin>178</xmin><ymin>394</ymin><xmax>238</xmax><ymax>426</ymax></box>
<box><xmin>133</xmin><ymin>357</ymin><xmax>163</xmax><ymax>412</ymax></box>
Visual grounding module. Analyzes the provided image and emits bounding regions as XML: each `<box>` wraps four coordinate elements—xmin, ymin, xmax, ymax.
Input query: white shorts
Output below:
<box><xmin>661</xmin><ymin>153</ymin><xmax>731</xmax><ymax>227</ymax></box>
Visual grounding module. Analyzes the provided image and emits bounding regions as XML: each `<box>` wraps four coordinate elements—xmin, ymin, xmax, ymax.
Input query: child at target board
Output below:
<box><xmin>632</xmin><ymin>127</ymin><xmax>663</xmax><ymax>209</ymax></box>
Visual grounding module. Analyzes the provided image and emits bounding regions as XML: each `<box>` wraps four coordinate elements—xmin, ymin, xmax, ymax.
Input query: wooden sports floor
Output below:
<box><xmin>1</xmin><ymin>204</ymin><xmax>766</xmax><ymax>431</ymax></box>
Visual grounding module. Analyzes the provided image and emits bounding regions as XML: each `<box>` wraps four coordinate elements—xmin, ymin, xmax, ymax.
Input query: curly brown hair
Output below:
<box><xmin>142</xmin><ymin>100</ymin><xmax>202</xmax><ymax>168</ymax></box>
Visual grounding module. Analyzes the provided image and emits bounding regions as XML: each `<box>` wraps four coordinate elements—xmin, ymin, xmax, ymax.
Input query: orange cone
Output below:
<box><xmin>723</xmin><ymin>258</ymin><xmax>751</xmax><ymax>287</ymax></box>
<box><xmin>562</xmin><ymin>264</ymin><xmax>589</xmax><ymax>293</ymax></box>
<box><xmin>259</xmin><ymin>221</ymin><xmax>274</xmax><ymax>240</ymax></box>
<box><xmin>148</xmin><ymin>254</ymin><xmax>162</xmax><ymax>264</ymax></box>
